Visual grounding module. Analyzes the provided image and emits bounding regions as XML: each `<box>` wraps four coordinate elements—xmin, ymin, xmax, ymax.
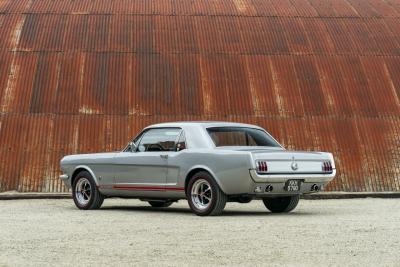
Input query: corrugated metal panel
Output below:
<box><xmin>367</xmin><ymin>0</ymin><xmax>399</xmax><ymax>17</ymax></box>
<box><xmin>302</xmin><ymin>18</ymin><xmax>336</xmax><ymax>54</ymax></box>
<box><xmin>323</xmin><ymin>18</ymin><xmax>359</xmax><ymax>54</ymax></box>
<box><xmin>313</xmin><ymin>55</ymin><xmax>354</xmax><ymax>116</ymax></box>
<box><xmin>385</xmin><ymin>0</ymin><xmax>400</xmax><ymax>14</ymax></box>
<box><xmin>244</xmin><ymin>55</ymin><xmax>280</xmax><ymax>116</ymax></box>
<box><xmin>279</xmin><ymin>18</ymin><xmax>311</xmax><ymax>54</ymax></box>
<box><xmin>346</xmin><ymin>0</ymin><xmax>382</xmax><ymax>17</ymax></box>
<box><xmin>270</xmin><ymin>0</ymin><xmax>299</xmax><ymax>17</ymax></box>
<box><xmin>364</xmin><ymin>19</ymin><xmax>400</xmax><ymax>55</ymax></box>
<box><xmin>329</xmin><ymin>0</ymin><xmax>360</xmax><ymax>17</ymax></box>
<box><xmin>360</xmin><ymin>57</ymin><xmax>400</xmax><ymax>116</ymax></box>
<box><xmin>0</xmin><ymin>0</ymin><xmax>31</xmax><ymax>13</ymax></box>
<box><xmin>0</xmin><ymin>0</ymin><xmax>399</xmax><ymax>192</ymax></box>
<box><xmin>342</xmin><ymin>18</ymin><xmax>380</xmax><ymax>55</ymax></box>
<box><xmin>307</xmin><ymin>0</ymin><xmax>338</xmax><ymax>17</ymax></box>
<box><xmin>292</xmin><ymin>56</ymin><xmax>328</xmax><ymax>116</ymax></box>
<box><xmin>385</xmin><ymin>57</ymin><xmax>400</xmax><ymax>98</ymax></box>
<box><xmin>384</xmin><ymin>18</ymin><xmax>400</xmax><ymax>53</ymax></box>
<box><xmin>269</xmin><ymin>56</ymin><xmax>305</xmax><ymax>117</ymax></box>
<box><xmin>337</xmin><ymin>56</ymin><xmax>378</xmax><ymax>116</ymax></box>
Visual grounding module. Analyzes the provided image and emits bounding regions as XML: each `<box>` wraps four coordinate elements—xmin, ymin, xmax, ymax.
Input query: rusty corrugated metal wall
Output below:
<box><xmin>0</xmin><ymin>0</ymin><xmax>399</xmax><ymax>192</ymax></box>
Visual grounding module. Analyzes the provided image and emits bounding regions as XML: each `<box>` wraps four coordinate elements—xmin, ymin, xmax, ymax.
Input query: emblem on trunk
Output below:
<box><xmin>291</xmin><ymin>157</ymin><xmax>298</xmax><ymax>171</ymax></box>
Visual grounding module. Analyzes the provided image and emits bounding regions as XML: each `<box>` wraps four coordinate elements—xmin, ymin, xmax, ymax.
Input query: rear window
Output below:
<box><xmin>207</xmin><ymin>127</ymin><xmax>280</xmax><ymax>147</ymax></box>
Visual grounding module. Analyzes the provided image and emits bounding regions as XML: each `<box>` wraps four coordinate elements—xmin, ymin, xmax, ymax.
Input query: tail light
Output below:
<box><xmin>257</xmin><ymin>161</ymin><xmax>268</xmax><ymax>173</ymax></box>
<box><xmin>322</xmin><ymin>161</ymin><xmax>333</xmax><ymax>173</ymax></box>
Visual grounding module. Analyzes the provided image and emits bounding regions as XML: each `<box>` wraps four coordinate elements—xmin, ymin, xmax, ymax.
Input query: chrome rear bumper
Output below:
<box><xmin>247</xmin><ymin>169</ymin><xmax>335</xmax><ymax>195</ymax></box>
<box><xmin>249</xmin><ymin>169</ymin><xmax>336</xmax><ymax>183</ymax></box>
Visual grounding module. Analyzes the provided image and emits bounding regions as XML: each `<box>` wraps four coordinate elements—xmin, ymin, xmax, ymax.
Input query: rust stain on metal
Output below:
<box><xmin>0</xmin><ymin>55</ymin><xmax>19</xmax><ymax>113</ymax></box>
<box><xmin>0</xmin><ymin>0</ymin><xmax>399</xmax><ymax>192</ymax></box>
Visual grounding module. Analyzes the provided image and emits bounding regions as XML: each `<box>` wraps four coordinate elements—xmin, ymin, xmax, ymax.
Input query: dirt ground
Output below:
<box><xmin>0</xmin><ymin>198</ymin><xmax>399</xmax><ymax>266</ymax></box>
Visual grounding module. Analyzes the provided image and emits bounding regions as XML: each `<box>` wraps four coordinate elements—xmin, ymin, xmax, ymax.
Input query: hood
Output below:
<box><xmin>61</xmin><ymin>152</ymin><xmax>118</xmax><ymax>165</ymax></box>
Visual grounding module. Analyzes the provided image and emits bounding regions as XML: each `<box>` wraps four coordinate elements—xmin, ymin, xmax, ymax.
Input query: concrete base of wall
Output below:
<box><xmin>0</xmin><ymin>192</ymin><xmax>71</xmax><ymax>200</ymax></box>
<box><xmin>0</xmin><ymin>191</ymin><xmax>399</xmax><ymax>200</ymax></box>
<box><xmin>301</xmin><ymin>191</ymin><xmax>400</xmax><ymax>199</ymax></box>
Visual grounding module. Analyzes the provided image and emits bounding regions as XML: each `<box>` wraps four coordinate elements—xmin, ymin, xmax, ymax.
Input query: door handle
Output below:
<box><xmin>160</xmin><ymin>154</ymin><xmax>168</xmax><ymax>159</ymax></box>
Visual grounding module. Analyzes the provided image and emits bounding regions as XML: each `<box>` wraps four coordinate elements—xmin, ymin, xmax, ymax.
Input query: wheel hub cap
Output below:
<box><xmin>191</xmin><ymin>179</ymin><xmax>212</xmax><ymax>210</ymax></box>
<box><xmin>75</xmin><ymin>178</ymin><xmax>91</xmax><ymax>205</ymax></box>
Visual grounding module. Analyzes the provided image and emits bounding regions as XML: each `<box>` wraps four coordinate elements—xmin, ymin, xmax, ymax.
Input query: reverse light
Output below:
<box><xmin>256</xmin><ymin>161</ymin><xmax>268</xmax><ymax>173</ymax></box>
<box><xmin>322</xmin><ymin>161</ymin><xmax>333</xmax><ymax>173</ymax></box>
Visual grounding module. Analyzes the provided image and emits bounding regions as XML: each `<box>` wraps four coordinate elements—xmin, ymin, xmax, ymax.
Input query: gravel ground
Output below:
<box><xmin>0</xmin><ymin>198</ymin><xmax>399</xmax><ymax>267</ymax></box>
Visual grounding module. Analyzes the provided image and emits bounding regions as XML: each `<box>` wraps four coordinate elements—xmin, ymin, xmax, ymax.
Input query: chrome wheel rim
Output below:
<box><xmin>75</xmin><ymin>178</ymin><xmax>91</xmax><ymax>206</ymax></box>
<box><xmin>191</xmin><ymin>179</ymin><xmax>212</xmax><ymax>210</ymax></box>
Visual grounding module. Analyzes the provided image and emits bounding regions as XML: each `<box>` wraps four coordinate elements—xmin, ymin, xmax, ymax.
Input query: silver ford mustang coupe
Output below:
<box><xmin>59</xmin><ymin>121</ymin><xmax>336</xmax><ymax>216</ymax></box>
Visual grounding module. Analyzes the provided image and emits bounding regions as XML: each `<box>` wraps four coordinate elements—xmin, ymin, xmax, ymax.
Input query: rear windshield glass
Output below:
<box><xmin>207</xmin><ymin>127</ymin><xmax>280</xmax><ymax>147</ymax></box>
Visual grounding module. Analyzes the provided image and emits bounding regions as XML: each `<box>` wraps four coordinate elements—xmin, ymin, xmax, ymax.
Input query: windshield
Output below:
<box><xmin>207</xmin><ymin>127</ymin><xmax>281</xmax><ymax>147</ymax></box>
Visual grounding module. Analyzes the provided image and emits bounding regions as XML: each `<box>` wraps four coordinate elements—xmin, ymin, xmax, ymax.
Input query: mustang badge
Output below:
<box><xmin>291</xmin><ymin>157</ymin><xmax>299</xmax><ymax>171</ymax></box>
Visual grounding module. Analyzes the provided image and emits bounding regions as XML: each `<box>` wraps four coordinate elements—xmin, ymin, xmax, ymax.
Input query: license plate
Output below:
<box><xmin>284</xmin><ymin>180</ymin><xmax>301</xmax><ymax>191</ymax></box>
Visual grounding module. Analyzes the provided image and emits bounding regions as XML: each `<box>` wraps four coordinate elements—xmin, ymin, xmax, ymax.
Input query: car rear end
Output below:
<box><xmin>248</xmin><ymin>150</ymin><xmax>336</xmax><ymax>196</ymax></box>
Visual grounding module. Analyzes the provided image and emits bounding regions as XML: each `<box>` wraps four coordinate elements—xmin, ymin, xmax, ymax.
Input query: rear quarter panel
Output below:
<box><xmin>172</xmin><ymin>149</ymin><xmax>254</xmax><ymax>195</ymax></box>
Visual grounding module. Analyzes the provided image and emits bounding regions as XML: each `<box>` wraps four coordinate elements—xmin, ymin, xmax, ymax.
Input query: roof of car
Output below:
<box><xmin>146</xmin><ymin>121</ymin><xmax>263</xmax><ymax>129</ymax></box>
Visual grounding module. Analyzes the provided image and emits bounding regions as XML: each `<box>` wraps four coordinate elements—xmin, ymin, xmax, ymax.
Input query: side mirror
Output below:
<box><xmin>128</xmin><ymin>142</ymin><xmax>137</xmax><ymax>152</ymax></box>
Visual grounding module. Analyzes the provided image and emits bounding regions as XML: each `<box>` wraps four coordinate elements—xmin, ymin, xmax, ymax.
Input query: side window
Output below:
<box><xmin>137</xmin><ymin>128</ymin><xmax>181</xmax><ymax>152</ymax></box>
<box><xmin>176</xmin><ymin>131</ymin><xmax>187</xmax><ymax>151</ymax></box>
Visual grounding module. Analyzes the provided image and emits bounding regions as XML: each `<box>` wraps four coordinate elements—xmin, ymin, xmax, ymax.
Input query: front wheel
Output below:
<box><xmin>262</xmin><ymin>195</ymin><xmax>300</xmax><ymax>213</ymax></box>
<box><xmin>187</xmin><ymin>171</ymin><xmax>227</xmax><ymax>216</ymax></box>
<box><xmin>72</xmin><ymin>171</ymin><xmax>104</xmax><ymax>210</ymax></box>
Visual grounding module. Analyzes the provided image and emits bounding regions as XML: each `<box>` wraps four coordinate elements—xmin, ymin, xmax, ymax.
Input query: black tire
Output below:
<box><xmin>262</xmin><ymin>195</ymin><xmax>300</xmax><ymax>213</ymax></box>
<box><xmin>187</xmin><ymin>171</ymin><xmax>227</xmax><ymax>216</ymax></box>
<box><xmin>72</xmin><ymin>171</ymin><xmax>104</xmax><ymax>210</ymax></box>
<box><xmin>148</xmin><ymin>201</ymin><xmax>173</xmax><ymax>208</ymax></box>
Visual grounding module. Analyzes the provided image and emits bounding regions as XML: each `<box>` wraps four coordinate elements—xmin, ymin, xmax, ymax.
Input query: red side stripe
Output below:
<box><xmin>103</xmin><ymin>185</ymin><xmax>185</xmax><ymax>192</ymax></box>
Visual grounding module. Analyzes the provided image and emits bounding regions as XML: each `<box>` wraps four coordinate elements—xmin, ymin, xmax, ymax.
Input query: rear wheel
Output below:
<box><xmin>187</xmin><ymin>171</ymin><xmax>227</xmax><ymax>216</ymax></box>
<box><xmin>148</xmin><ymin>201</ymin><xmax>173</xmax><ymax>208</ymax></box>
<box><xmin>72</xmin><ymin>171</ymin><xmax>104</xmax><ymax>210</ymax></box>
<box><xmin>262</xmin><ymin>195</ymin><xmax>300</xmax><ymax>213</ymax></box>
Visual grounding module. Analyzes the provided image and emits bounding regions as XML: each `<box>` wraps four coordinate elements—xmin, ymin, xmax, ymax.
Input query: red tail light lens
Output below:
<box><xmin>257</xmin><ymin>161</ymin><xmax>268</xmax><ymax>173</ymax></box>
<box><xmin>322</xmin><ymin>161</ymin><xmax>333</xmax><ymax>173</ymax></box>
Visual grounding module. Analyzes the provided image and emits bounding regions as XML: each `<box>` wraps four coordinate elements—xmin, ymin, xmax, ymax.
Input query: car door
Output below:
<box><xmin>113</xmin><ymin>128</ymin><xmax>182</xmax><ymax>190</ymax></box>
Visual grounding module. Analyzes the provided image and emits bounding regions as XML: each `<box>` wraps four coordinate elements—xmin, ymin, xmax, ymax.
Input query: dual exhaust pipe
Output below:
<box><xmin>311</xmin><ymin>184</ymin><xmax>320</xmax><ymax>192</ymax></box>
<box><xmin>265</xmin><ymin>185</ymin><xmax>273</xmax><ymax>192</ymax></box>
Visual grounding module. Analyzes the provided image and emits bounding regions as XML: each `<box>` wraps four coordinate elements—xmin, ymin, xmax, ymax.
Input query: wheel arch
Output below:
<box><xmin>184</xmin><ymin>166</ymin><xmax>227</xmax><ymax>194</ymax></box>
<box><xmin>71</xmin><ymin>165</ymin><xmax>99</xmax><ymax>187</ymax></box>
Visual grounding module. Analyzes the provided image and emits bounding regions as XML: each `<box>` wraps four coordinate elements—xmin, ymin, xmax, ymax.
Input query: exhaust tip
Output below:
<box><xmin>265</xmin><ymin>185</ymin><xmax>273</xmax><ymax>192</ymax></box>
<box><xmin>311</xmin><ymin>184</ymin><xmax>319</xmax><ymax>191</ymax></box>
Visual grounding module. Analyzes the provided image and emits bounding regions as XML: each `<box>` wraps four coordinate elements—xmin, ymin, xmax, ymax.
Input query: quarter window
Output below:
<box><xmin>137</xmin><ymin>128</ymin><xmax>181</xmax><ymax>152</ymax></box>
<box><xmin>176</xmin><ymin>131</ymin><xmax>187</xmax><ymax>151</ymax></box>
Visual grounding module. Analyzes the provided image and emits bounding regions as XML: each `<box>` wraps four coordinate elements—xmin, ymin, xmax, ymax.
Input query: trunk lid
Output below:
<box><xmin>251</xmin><ymin>150</ymin><xmax>333</xmax><ymax>174</ymax></box>
<box><xmin>215</xmin><ymin>147</ymin><xmax>334</xmax><ymax>174</ymax></box>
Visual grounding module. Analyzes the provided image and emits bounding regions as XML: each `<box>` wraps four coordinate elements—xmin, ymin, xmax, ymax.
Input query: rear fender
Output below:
<box><xmin>185</xmin><ymin>165</ymin><xmax>228</xmax><ymax>194</ymax></box>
